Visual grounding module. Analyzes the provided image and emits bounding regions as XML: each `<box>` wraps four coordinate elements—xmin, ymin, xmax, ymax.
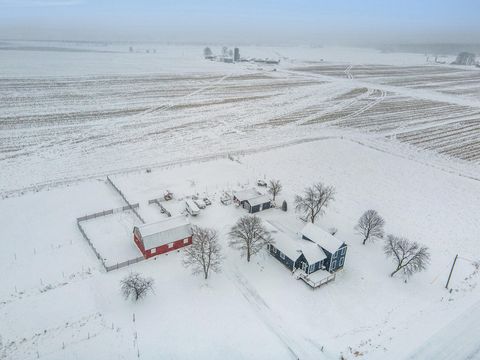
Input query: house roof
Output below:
<box><xmin>135</xmin><ymin>215</ymin><xmax>192</xmax><ymax>250</ymax></box>
<box><xmin>233</xmin><ymin>188</ymin><xmax>261</xmax><ymax>202</ymax></box>
<box><xmin>301</xmin><ymin>223</ymin><xmax>344</xmax><ymax>254</ymax></box>
<box><xmin>266</xmin><ymin>222</ymin><xmax>326</xmax><ymax>265</ymax></box>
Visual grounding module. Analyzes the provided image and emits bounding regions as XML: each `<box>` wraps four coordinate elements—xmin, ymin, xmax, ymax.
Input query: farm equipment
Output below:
<box><xmin>164</xmin><ymin>190</ymin><xmax>173</xmax><ymax>201</ymax></box>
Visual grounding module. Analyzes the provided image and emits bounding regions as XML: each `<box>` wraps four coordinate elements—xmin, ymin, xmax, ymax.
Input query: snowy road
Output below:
<box><xmin>408</xmin><ymin>301</ymin><xmax>480</xmax><ymax>359</ymax></box>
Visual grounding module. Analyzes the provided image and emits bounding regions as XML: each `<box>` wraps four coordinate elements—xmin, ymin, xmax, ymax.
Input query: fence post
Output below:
<box><xmin>446</xmin><ymin>254</ymin><xmax>458</xmax><ymax>290</ymax></box>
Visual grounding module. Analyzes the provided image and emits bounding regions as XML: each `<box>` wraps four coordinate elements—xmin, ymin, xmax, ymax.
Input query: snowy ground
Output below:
<box><xmin>1</xmin><ymin>42</ymin><xmax>480</xmax><ymax>359</ymax></box>
<box><xmin>2</xmin><ymin>42</ymin><xmax>480</xmax><ymax>196</ymax></box>
<box><xmin>1</xmin><ymin>138</ymin><xmax>480</xmax><ymax>359</ymax></box>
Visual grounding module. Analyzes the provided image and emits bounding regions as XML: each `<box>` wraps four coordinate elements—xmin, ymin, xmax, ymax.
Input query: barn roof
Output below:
<box><xmin>266</xmin><ymin>222</ymin><xmax>326</xmax><ymax>264</ymax></box>
<box><xmin>135</xmin><ymin>215</ymin><xmax>192</xmax><ymax>250</ymax></box>
<box><xmin>301</xmin><ymin>223</ymin><xmax>344</xmax><ymax>254</ymax></box>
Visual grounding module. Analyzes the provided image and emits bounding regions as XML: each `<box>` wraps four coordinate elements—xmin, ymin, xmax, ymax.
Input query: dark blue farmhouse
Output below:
<box><xmin>301</xmin><ymin>223</ymin><xmax>347</xmax><ymax>272</ymax></box>
<box><xmin>265</xmin><ymin>222</ymin><xmax>327</xmax><ymax>275</ymax></box>
<box><xmin>265</xmin><ymin>221</ymin><xmax>347</xmax><ymax>277</ymax></box>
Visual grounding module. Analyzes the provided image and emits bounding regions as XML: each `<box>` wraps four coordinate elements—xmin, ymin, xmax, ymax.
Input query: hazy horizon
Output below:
<box><xmin>1</xmin><ymin>0</ymin><xmax>479</xmax><ymax>46</ymax></box>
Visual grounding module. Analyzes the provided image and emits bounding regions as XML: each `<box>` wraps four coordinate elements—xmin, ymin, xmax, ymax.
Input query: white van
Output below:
<box><xmin>185</xmin><ymin>199</ymin><xmax>200</xmax><ymax>216</ymax></box>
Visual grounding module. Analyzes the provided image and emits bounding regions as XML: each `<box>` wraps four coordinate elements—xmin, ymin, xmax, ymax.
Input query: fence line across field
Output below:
<box><xmin>76</xmin><ymin>203</ymin><xmax>140</xmax><ymax>222</ymax></box>
<box><xmin>77</xmin><ymin>221</ymin><xmax>108</xmax><ymax>271</ymax></box>
<box><xmin>76</xmin><ymin>203</ymin><xmax>145</xmax><ymax>272</ymax></box>
<box><xmin>106</xmin><ymin>256</ymin><xmax>145</xmax><ymax>272</ymax></box>
<box><xmin>107</xmin><ymin>175</ymin><xmax>145</xmax><ymax>224</ymax></box>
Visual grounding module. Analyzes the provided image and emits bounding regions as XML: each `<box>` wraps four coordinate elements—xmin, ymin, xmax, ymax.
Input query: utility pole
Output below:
<box><xmin>445</xmin><ymin>254</ymin><xmax>458</xmax><ymax>290</ymax></box>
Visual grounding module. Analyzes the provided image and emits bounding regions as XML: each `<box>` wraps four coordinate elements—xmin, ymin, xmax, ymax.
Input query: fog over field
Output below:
<box><xmin>1</xmin><ymin>1</ymin><xmax>480</xmax><ymax>360</ymax></box>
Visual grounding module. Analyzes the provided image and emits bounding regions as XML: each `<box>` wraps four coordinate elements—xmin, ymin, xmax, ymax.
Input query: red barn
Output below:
<box><xmin>133</xmin><ymin>216</ymin><xmax>193</xmax><ymax>259</ymax></box>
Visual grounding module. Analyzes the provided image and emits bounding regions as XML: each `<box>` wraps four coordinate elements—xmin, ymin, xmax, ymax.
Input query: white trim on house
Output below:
<box><xmin>331</xmin><ymin>260</ymin><xmax>337</xmax><ymax>271</ymax></box>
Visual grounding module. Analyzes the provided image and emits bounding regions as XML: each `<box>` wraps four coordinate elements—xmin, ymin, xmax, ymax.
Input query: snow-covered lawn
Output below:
<box><xmin>1</xmin><ymin>137</ymin><xmax>479</xmax><ymax>359</ymax></box>
<box><xmin>80</xmin><ymin>211</ymin><xmax>144</xmax><ymax>267</ymax></box>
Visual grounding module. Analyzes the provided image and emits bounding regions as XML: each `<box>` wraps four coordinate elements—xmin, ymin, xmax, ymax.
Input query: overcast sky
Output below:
<box><xmin>1</xmin><ymin>0</ymin><xmax>479</xmax><ymax>45</ymax></box>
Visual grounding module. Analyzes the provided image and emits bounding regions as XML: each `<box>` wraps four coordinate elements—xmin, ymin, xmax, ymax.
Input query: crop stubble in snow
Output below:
<box><xmin>2</xmin><ymin>56</ymin><xmax>480</xmax><ymax>194</ymax></box>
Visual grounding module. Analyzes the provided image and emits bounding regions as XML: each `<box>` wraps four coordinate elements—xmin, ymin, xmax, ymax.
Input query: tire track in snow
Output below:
<box><xmin>132</xmin><ymin>74</ymin><xmax>232</xmax><ymax>119</ymax></box>
<box><xmin>226</xmin><ymin>265</ymin><xmax>332</xmax><ymax>360</ymax></box>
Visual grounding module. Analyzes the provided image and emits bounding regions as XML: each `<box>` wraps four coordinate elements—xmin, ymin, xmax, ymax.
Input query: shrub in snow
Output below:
<box><xmin>355</xmin><ymin>210</ymin><xmax>385</xmax><ymax>245</ymax></box>
<box><xmin>268</xmin><ymin>179</ymin><xmax>282</xmax><ymax>201</ymax></box>
<box><xmin>120</xmin><ymin>272</ymin><xmax>154</xmax><ymax>302</ymax></box>
<box><xmin>282</xmin><ymin>200</ymin><xmax>287</xmax><ymax>212</ymax></box>
<box><xmin>384</xmin><ymin>235</ymin><xmax>430</xmax><ymax>278</ymax></box>
<box><xmin>229</xmin><ymin>215</ymin><xmax>273</xmax><ymax>262</ymax></box>
<box><xmin>183</xmin><ymin>226</ymin><xmax>223</xmax><ymax>280</ymax></box>
<box><xmin>294</xmin><ymin>182</ymin><xmax>335</xmax><ymax>223</ymax></box>
<box><xmin>329</xmin><ymin>227</ymin><xmax>338</xmax><ymax>236</ymax></box>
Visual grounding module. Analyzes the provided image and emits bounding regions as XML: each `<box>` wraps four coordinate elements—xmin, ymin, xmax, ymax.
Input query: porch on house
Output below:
<box><xmin>293</xmin><ymin>268</ymin><xmax>336</xmax><ymax>289</ymax></box>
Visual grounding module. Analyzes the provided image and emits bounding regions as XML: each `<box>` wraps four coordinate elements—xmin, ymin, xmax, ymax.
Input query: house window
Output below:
<box><xmin>309</xmin><ymin>264</ymin><xmax>315</xmax><ymax>274</ymax></box>
<box><xmin>272</xmin><ymin>247</ymin><xmax>277</xmax><ymax>254</ymax></box>
<box><xmin>341</xmin><ymin>247</ymin><xmax>346</xmax><ymax>255</ymax></box>
<box><xmin>151</xmin><ymin>248</ymin><xmax>156</xmax><ymax>255</ymax></box>
<box><xmin>332</xmin><ymin>251</ymin><xmax>337</xmax><ymax>259</ymax></box>
<box><xmin>339</xmin><ymin>257</ymin><xmax>344</xmax><ymax>267</ymax></box>
<box><xmin>331</xmin><ymin>260</ymin><xmax>337</xmax><ymax>270</ymax></box>
<box><xmin>168</xmin><ymin>243</ymin><xmax>174</xmax><ymax>249</ymax></box>
<box><xmin>280</xmin><ymin>252</ymin><xmax>285</xmax><ymax>260</ymax></box>
<box><xmin>183</xmin><ymin>238</ymin><xmax>189</xmax><ymax>244</ymax></box>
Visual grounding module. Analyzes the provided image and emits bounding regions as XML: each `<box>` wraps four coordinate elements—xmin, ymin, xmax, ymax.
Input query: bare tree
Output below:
<box><xmin>229</xmin><ymin>215</ymin><xmax>273</xmax><ymax>262</ymax></box>
<box><xmin>294</xmin><ymin>183</ymin><xmax>335</xmax><ymax>223</ymax></box>
<box><xmin>120</xmin><ymin>272</ymin><xmax>154</xmax><ymax>301</ymax></box>
<box><xmin>384</xmin><ymin>235</ymin><xmax>430</xmax><ymax>278</ymax></box>
<box><xmin>356</xmin><ymin>210</ymin><xmax>385</xmax><ymax>245</ymax></box>
<box><xmin>268</xmin><ymin>179</ymin><xmax>282</xmax><ymax>201</ymax></box>
<box><xmin>183</xmin><ymin>226</ymin><xmax>222</xmax><ymax>279</ymax></box>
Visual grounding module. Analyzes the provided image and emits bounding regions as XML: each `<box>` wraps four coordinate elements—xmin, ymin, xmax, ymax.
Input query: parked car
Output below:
<box><xmin>194</xmin><ymin>198</ymin><xmax>206</xmax><ymax>209</ymax></box>
<box><xmin>203</xmin><ymin>197</ymin><xmax>212</xmax><ymax>206</ymax></box>
<box><xmin>257</xmin><ymin>179</ymin><xmax>267</xmax><ymax>187</ymax></box>
<box><xmin>185</xmin><ymin>199</ymin><xmax>200</xmax><ymax>216</ymax></box>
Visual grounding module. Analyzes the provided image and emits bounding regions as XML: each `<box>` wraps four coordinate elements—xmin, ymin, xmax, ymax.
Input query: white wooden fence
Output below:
<box><xmin>106</xmin><ymin>175</ymin><xmax>145</xmax><ymax>224</ymax></box>
<box><xmin>76</xmin><ymin>203</ymin><xmax>145</xmax><ymax>272</ymax></box>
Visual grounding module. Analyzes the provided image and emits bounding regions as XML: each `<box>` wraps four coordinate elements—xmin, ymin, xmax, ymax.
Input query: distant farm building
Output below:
<box><xmin>133</xmin><ymin>216</ymin><xmax>193</xmax><ymax>259</ymax></box>
<box><xmin>234</xmin><ymin>47</ymin><xmax>240</xmax><ymax>62</ymax></box>
<box><xmin>266</xmin><ymin>222</ymin><xmax>347</xmax><ymax>288</ymax></box>
<box><xmin>233</xmin><ymin>188</ymin><xmax>271</xmax><ymax>213</ymax></box>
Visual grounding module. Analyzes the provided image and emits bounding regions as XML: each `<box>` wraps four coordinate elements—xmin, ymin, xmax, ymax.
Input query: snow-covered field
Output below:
<box><xmin>2</xmin><ymin>41</ymin><xmax>480</xmax><ymax>196</ymax></box>
<box><xmin>1</xmin><ymin>41</ymin><xmax>480</xmax><ymax>359</ymax></box>
<box><xmin>1</xmin><ymin>137</ymin><xmax>480</xmax><ymax>359</ymax></box>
